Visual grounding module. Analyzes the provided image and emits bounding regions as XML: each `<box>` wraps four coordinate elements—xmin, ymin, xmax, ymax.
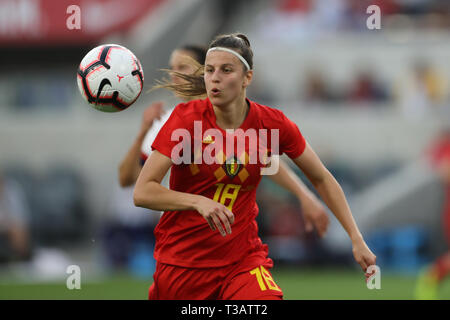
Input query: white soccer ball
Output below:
<box><xmin>77</xmin><ymin>44</ymin><xmax>144</xmax><ymax>112</ymax></box>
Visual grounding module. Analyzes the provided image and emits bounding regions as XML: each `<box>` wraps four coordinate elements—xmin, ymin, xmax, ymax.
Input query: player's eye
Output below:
<box><xmin>205</xmin><ymin>67</ymin><xmax>213</xmax><ymax>73</ymax></box>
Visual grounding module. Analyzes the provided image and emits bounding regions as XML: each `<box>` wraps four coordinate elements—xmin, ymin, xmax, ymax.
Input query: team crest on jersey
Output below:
<box><xmin>224</xmin><ymin>155</ymin><xmax>241</xmax><ymax>179</ymax></box>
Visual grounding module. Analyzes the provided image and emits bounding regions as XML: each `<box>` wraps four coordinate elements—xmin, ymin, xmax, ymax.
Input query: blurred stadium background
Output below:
<box><xmin>1</xmin><ymin>0</ymin><xmax>450</xmax><ymax>299</ymax></box>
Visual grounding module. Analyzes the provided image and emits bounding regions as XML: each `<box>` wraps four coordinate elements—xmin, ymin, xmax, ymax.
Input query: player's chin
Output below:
<box><xmin>208</xmin><ymin>94</ymin><xmax>227</xmax><ymax>106</ymax></box>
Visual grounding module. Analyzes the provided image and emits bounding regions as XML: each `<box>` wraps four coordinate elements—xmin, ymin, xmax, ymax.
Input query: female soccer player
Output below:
<box><xmin>119</xmin><ymin>45</ymin><xmax>329</xmax><ymax>235</ymax></box>
<box><xmin>118</xmin><ymin>45</ymin><xmax>207</xmax><ymax>187</ymax></box>
<box><xmin>134</xmin><ymin>34</ymin><xmax>370</xmax><ymax>299</ymax></box>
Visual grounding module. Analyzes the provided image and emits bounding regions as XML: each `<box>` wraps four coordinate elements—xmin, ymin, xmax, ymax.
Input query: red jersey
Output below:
<box><xmin>151</xmin><ymin>97</ymin><xmax>306</xmax><ymax>267</ymax></box>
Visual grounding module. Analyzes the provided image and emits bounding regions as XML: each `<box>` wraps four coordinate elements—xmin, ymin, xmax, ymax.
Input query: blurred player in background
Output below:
<box><xmin>119</xmin><ymin>45</ymin><xmax>208</xmax><ymax>187</ymax></box>
<box><xmin>133</xmin><ymin>33</ymin><xmax>376</xmax><ymax>300</ymax></box>
<box><xmin>415</xmin><ymin>128</ymin><xmax>450</xmax><ymax>299</ymax></box>
<box><xmin>119</xmin><ymin>44</ymin><xmax>330</xmax><ymax>233</ymax></box>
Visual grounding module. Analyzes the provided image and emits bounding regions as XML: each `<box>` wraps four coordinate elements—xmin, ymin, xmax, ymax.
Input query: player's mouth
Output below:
<box><xmin>211</xmin><ymin>88</ymin><xmax>221</xmax><ymax>96</ymax></box>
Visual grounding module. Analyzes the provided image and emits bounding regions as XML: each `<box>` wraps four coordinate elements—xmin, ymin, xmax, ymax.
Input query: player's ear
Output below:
<box><xmin>243</xmin><ymin>70</ymin><xmax>253</xmax><ymax>89</ymax></box>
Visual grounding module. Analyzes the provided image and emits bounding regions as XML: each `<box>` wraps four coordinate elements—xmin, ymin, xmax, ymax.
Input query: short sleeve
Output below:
<box><xmin>151</xmin><ymin>107</ymin><xmax>190</xmax><ymax>160</ymax></box>
<box><xmin>279</xmin><ymin>112</ymin><xmax>306</xmax><ymax>159</ymax></box>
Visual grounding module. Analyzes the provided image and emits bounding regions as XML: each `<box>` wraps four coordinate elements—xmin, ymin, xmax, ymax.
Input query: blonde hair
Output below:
<box><xmin>151</xmin><ymin>54</ymin><xmax>206</xmax><ymax>100</ymax></box>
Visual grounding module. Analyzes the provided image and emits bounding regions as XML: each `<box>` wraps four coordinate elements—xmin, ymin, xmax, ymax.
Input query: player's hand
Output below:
<box><xmin>352</xmin><ymin>238</ymin><xmax>377</xmax><ymax>275</ymax></box>
<box><xmin>195</xmin><ymin>196</ymin><xmax>235</xmax><ymax>237</ymax></box>
<box><xmin>141</xmin><ymin>102</ymin><xmax>165</xmax><ymax>131</ymax></box>
<box><xmin>300</xmin><ymin>196</ymin><xmax>329</xmax><ymax>238</ymax></box>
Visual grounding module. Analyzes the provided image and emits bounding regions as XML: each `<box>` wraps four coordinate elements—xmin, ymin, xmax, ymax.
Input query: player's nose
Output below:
<box><xmin>210</xmin><ymin>70</ymin><xmax>221</xmax><ymax>82</ymax></box>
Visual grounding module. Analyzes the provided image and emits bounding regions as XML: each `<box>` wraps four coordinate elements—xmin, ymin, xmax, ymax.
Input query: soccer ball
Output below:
<box><xmin>77</xmin><ymin>44</ymin><xmax>144</xmax><ymax>112</ymax></box>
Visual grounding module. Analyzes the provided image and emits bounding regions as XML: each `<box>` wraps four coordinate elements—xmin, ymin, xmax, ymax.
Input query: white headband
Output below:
<box><xmin>207</xmin><ymin>47</ymin><xmax>251</xmax><ymax>71</ymax></box>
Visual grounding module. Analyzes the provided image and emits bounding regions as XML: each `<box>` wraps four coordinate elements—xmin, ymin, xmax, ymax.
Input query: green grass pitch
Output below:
<box><xmin>0</xmin><ymin>267</ymin><xmax>449</xmax><ymax>300</ymax></box>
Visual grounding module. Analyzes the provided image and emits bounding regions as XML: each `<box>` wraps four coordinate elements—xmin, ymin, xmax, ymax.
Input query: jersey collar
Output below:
<box><xmin>205</xmin><ymin>97</ymin><xmax>256</xmax><ymax>133</ymax></box>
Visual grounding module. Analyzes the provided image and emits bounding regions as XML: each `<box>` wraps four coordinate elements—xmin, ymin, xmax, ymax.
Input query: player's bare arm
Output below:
<box><xmin>292</xmin><ymin>142</ymin><xmax>376</xmax><ymax>272</ymax></box>
<box><xmin>133</xmin><ymin>150</ymin><xmax>234</xmax><ymax>236</ymax></box>
<box><xmin>118</xmin><ymin>102</ymin><xmax>164</xmax><ymax>187</ymax></box>
<box><xmin>267</xmin><ymin>159</ymin><xmax>329</xmax><ymax>237</ymax></box>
